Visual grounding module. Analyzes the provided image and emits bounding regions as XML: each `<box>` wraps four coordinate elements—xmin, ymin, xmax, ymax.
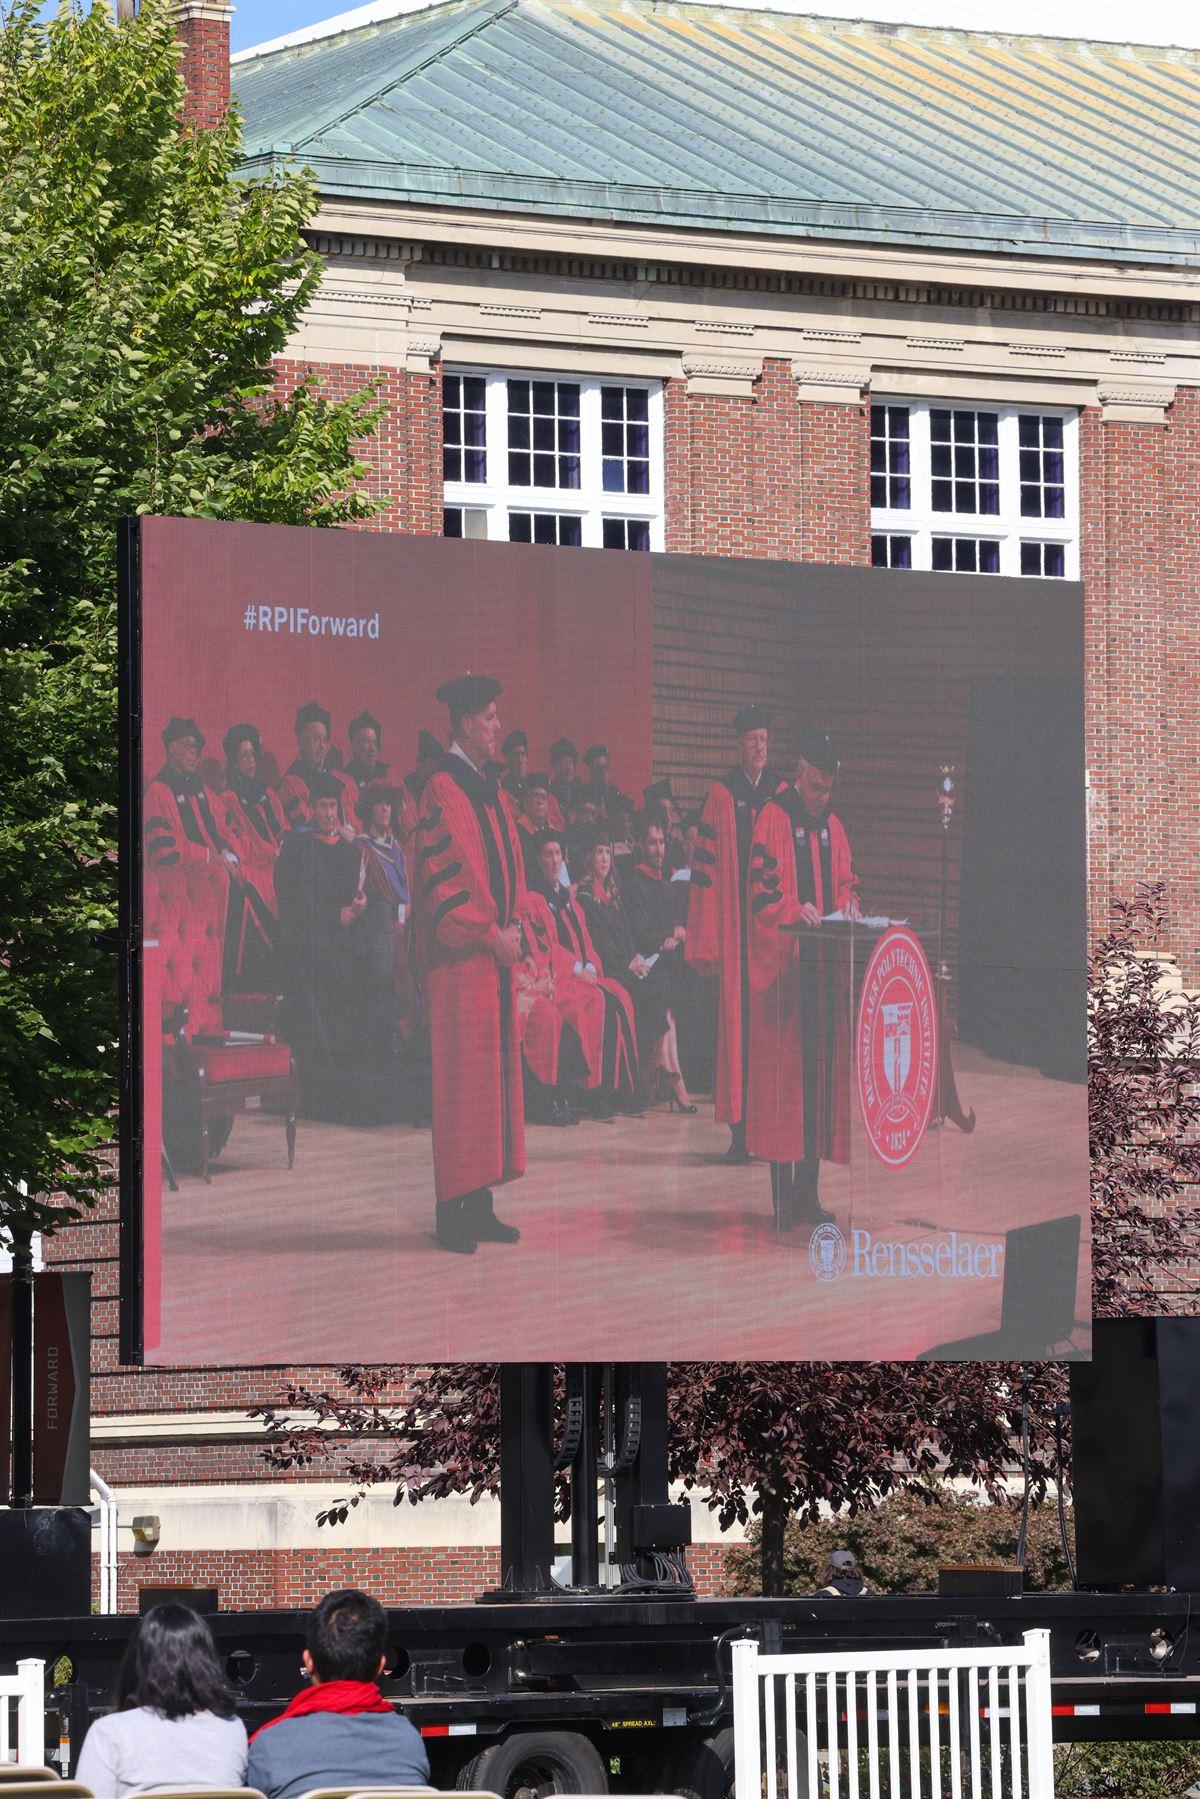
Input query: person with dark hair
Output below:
<box><xmin>413</xmin><ymin>674</ymin><xmax>526</xmax><ymax>1254</ymax></box>
<box><xmin>247</xmin><ymin>1588</ymin><xmax>428</xmax><ymax>1799</ymax></box>
<box><xmin>278</xmin><ymin>700</ymin><xmax>358</xmax><ymax>831</ymax></box>
<box><xmin>524</xmin><ymin>826</ymin><xmax>638</xmax><ymax>1113</ymax></box>
<box><xmin>619</xmin><ymin>811</ymin><xmax>696</xmax><ymax>1112</ymax></box>
<box><xmin>747</xmin><ymin>729</ymin><xmax>858</xmax><ymax>1230</ymax></box>
<box><xmin>815</xmin><ymin>1549</ymin><xmax>872</xmax><ymax>1597</ymax></box>
<box><xmin>275</xmin><ymin>773</ymin><xmax>370</xmax><ymax>1115</ymax></box>
<box><xmin>345</xmin><ymin>709</ymin><xmax>388</xmax><ymax>791</ymax></box>
<box><xmin>547</xmin><ymin>736</ymin><xmax>578</xmax><ymax>831</ymax></box>
<box><xmin>501</xmin><ymin>728</ymin><xmax>529</xmax><ymax>800</ymax></box>
<box><xmin>76</xmin><ymin>1603</ymin><xmax>247</xmax><ymax>1796</ymax></box>
<box><xmin>220</xmin><ymin>722</ymin><xmax>289</xmax><ymax>913</ymax></box>
<box><xmin>405</xmin><ymin>728</ymin><xmax>444</xmax><ymax>809</ymax></box>
<box><xmin>687</xmin><ymin>704</ymin><xmax>786</xmax><ymax>1164</ymax></box>
<box><xmin>145</xmin><ymin>717</ymin><xmax>273</xmax><ymax>985</ymax></box>
<box><xmin>580</xmin><ymin>743</ymin><xmax>628</xmax><ymax>822</ymax></box>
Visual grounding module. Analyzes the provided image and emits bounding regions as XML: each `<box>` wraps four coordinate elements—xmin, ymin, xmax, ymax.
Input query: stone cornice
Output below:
<box><xmin>680</xmin><ymin>353</ymin><xmax>763</xmax><ymax>397</ymax></box>
<box><xmin>1096</xmin><ymin>384</ymin><xmax>1177</xmax><ymax>424</ymax></box>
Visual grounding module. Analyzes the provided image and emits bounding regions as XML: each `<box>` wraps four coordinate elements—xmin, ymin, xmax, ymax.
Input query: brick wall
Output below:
<box><xmin>176</xmin><ymin>13</ymin><xmax>231</xmax><ymax>132</ymax></box>
<box><xmin>97</xmin><ymin>1541</ymin><xmax>737</xmax><ymax>1611</ymax></box>
<box><xmin>1079</xmin><ymin>389</ymin><xmax>1200</xmax><ymax>970</ymax></box>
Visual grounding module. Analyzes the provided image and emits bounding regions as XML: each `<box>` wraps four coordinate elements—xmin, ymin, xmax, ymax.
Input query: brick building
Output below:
<box><xmin>49</xmin><ymin>0</ymin><xmax>1200</xmax><ymax>1607</ymax></box>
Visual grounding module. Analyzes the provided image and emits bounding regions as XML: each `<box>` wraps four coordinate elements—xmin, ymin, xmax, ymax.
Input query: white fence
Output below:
<box><xmin>732</xmin><ymin>1629</ymin><xmax>1054</xmax><ymax>1799</ymax></box>
<box><xmin>0</xmin><ymin>1658</ymin><xmax>45</xmax><ymax>1766</ymax></box>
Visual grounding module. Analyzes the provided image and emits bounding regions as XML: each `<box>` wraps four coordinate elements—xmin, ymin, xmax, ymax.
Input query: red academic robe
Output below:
<box><xmin>745</xmin><ymin>791</ymin><xmax>857</xmax><ymax>1165</ymax></box>
<box><xmin>522</xmin><ymin>891</ymin><xmax>636</xmax><ymax>1093</ymax></box>
<box><xmin>525</xmin><ymin>888</ymin><xmax>636</xmax><ymax>1086</ymax></box>
<box><xmin>277</xmin><ymin>761</ymin><xmax>359</xmax><ymax>831</ymax></box>
<box><xmin>414</xmin><ymin>755</ymin><xmax>527</xmax><ymax>1204</ymax></box>
<box><xmin>220</xmin><ymin>782</ymin><xmax>289</xmax><ymax>912</ymax></box>
<box><xmin>686</xmin><ymin>768</ymin><xmax>784</xmax><ymax>1125</ymax></box>
<box><xmin>144</xmin><ymin>770</ymin><xmax>273</xmax><ymax>986</ymax></box>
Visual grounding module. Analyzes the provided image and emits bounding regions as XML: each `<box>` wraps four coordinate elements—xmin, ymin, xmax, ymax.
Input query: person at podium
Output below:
<box><xmin>746</xmin><ymin>731</ymin><xmax>858</xmax><ymax>1231</ymax></box>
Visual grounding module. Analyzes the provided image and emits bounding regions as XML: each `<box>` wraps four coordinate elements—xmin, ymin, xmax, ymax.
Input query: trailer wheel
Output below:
<box><xmin>672</xmin><ymin>1726</ymin><xmax>736</xmax><ymax>1799</ymax></box>
<box><xmin>457</xmin><ymin>1729</ymin><xmax>608</xmax><ymax>1798</ymax></box>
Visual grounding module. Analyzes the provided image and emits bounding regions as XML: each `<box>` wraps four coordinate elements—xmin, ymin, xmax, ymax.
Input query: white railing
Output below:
<box><xmin>732</xmin><ymin>1629</ymin><xmax>1054</xmax><ymax>1799</ymax></box>
<box><xmin>0</xmin><ymin>1658</ymin><xmax>45</xmax><ymax>1766</ymax></box>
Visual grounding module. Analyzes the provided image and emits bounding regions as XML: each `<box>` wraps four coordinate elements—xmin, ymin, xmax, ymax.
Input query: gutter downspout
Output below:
<box><xmin>90</xmin><ymin>1471</ymin><xmax>118</xmax><ymax>1613</ymax></box>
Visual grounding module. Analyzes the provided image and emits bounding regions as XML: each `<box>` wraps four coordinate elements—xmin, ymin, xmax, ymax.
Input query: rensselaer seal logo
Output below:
<box><xmin>809</xmin><ymin>1222</ymin><xmax>846</xmax><ymax>1282</ymax></box>
<box><xmin>856</xmin><ymin>925</ymin><xmax>937</xmax><ymax>1167</ymax></box>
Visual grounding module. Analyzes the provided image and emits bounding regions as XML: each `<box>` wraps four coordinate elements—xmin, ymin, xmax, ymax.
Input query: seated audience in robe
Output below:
<box><xmin>620</xmin><ymin>811</ymin><xmax>696</xmax><ymax>1112</ymax></box>
<box><xmin>525</xmin><ymin>827</ymin><xmax>638</xmax><ymax>1117</ymax></box>
<box><xmin>278</xmin><ymin>700</ymin><xmax>358</xmax><ymax>831</ymax></box>
<box><xmin>247</xmin><ymin>1589</ymin><xmax>429</xmax><ymax>1799</ymax></box>
<box><xmin>501</xmin><ymin>729</ymin><xmax>529</xmax><ymax>802</ymax></box>
<box><xmin>547</xmin><ymin>736</ymin><xmax>578</xmax><ymax>831</ymax></box>
<box><xmin>580</xmin><ymin>744</ymin><xmax>629</xmax><ymax>822</ymax></box>
<box><xmin>77</xmin><ymin>1603</ymin><xmax>248</xmax><ymax>1799</ymax></box>
<box><xmin>518</xmin><ymin>775</ymin><xmax>567</xmax><ymax>888</ymax></box>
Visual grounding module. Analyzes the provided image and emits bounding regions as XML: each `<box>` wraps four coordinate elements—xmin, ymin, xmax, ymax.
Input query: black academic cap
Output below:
<box><xmin>530</xmin><ymin>825</ymin><xmax>566</xmax><ymax>855</ymax></box>
<box><xmin>796</xmin><ymin>729</ymin><xmax>840</xmax><ymax>775</ymax></box>
<box><xmin>295</xmin><ymin>700</ymin><xmax>331</xmax><ymax>736</ymax></box>
<box><xmin>310</xmin><ymin>772</ymin><xmax>344</xmax><ymax>801</ymax></box>
<box><xmin>417</xmin><ymin>729</ymin><xmax>443</xmax><ymax>762</ymax></box>
<box><xmin>549</xmin><ymin>737</ymin><xmax>578</xmax><ymax>762</ymax></box>
<box><xmin>733</xmin><ymin>703</ymin><xmax>772</xmax><ymax>736</ymax></box>
<box><xmin>502</xmin><ymin>730</ymin><xmax>528</xmax><ymax>756</ymax></box>
<box><xmin>523</xmin><ymin>771</ymin><xmax>550</xmax><ymax>796</ymax></box>
<box><xmin>643</xmin><ymin>777</ymin><xmax>673</xmax><ymax>806</ymax></box>
<box><xmin>222</xmin><ymin>722</ymin><xmax>260</xmax><ymax>759</ymax></box>
<box><xmin>349</xmin><ymin>710</ymin><xmax>381</xmax><ymax>741</ymax></box>
<box><xmin>361</xmin><ymin>782</ymin><xmax>403</xmax><ymax>814</ymax></box>
<box><xmin>572</xmin><ymin>822</ymin><xmax>612</xmax><ymax>860</ymax></box>
<box><xmin>435</xmin><ymin>674</ymin><xmax>502</xmax><ymax>719</ymax></box>
<box><xmin>583</xmin><ymin>744</ymin><xmax>609</xmax><ymax>766</ymax></box>
<box><xmin>163</xmin><ymin>716</ymin><xmax>205</xmax><ymax>751</ymax></box>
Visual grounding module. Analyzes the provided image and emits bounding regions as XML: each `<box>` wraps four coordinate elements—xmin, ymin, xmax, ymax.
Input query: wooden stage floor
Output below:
<box><xmin>151</xmin><ymin>1044</ymin><xmax>1090</xmax><ymax>1365</ymax></box>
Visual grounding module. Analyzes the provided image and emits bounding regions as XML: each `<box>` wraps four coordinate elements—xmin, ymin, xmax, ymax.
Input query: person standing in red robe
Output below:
<box><xmin>220</xmin><ymin>723</ymin><xmax>289</xmax><ymax>913</ymax></box>
<box><xmin>414</xmin><ymin>675</ymin><xmax>527</xmax><ymax>1255</ymax></box>
<box><xmin>746</xmin><ymin>730</ymin><xmax>859</xmax><ymax>1230</ymax></box>
<box><xmin>144</xmin><ymin>716</ymin><xmax>273</xmax><ymax>986</ymax></box>
<box><xmin>686</xmin><ymin>704</ymin><xmax>785</xmax><ymax>1163</ymax></box>
<box><xmin>278</xmin><ymin>701</ymin><xmax>359</xmax><ymax>831</ymax></box>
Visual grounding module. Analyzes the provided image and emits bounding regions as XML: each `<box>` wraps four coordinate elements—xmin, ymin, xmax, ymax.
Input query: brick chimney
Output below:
<box><xmin>171</xmin><ymin>0</ymin><xmax>234</xmax><ymax>129</ymax></box>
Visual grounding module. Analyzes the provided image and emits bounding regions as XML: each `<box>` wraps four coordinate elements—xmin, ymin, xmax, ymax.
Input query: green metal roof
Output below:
<box><xmin>233</xmin><ymin>0</ymin><xmax>1200</xmax><ymax>264</ymax></box>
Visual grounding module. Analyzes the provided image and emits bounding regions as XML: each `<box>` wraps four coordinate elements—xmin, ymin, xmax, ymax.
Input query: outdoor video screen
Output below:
<box><xmin>122</xmin><ymin>516</ymin><xmax>1089</xmax><ymax>1364</ymax></box>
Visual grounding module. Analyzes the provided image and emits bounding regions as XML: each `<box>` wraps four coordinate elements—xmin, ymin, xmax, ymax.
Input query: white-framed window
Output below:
<box><xmin>869</xmin><ymin>400</ymin><xmax>1078</xmax><ymax>578</ymax></box>
<box><xmin>442</xmin><ymin>370</ymin><xmax>664</xmax><ymax>551</ymax></box>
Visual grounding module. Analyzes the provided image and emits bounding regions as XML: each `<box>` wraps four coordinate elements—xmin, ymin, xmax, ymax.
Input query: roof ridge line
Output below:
<box><xmin>290</xmin><ymin>0</ymin><xmax>520</xmax><ymax>152</ymax></box>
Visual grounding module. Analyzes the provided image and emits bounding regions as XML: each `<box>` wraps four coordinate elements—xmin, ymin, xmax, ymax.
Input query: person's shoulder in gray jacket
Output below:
<box><xmin>247</xmin><ymin>1587</ymin><xmax>430</xmax><ymax>1799</ymax></box>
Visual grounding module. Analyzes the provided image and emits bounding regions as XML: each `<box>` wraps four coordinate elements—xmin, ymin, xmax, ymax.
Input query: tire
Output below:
<box><xmin>457</xmin><ymin>1729</ymin><xmax>608</xmax><ymax>1798</ymax></box>
<box><xmin>673</xmin><ymin>1727</ymin><xmax>736</xmax><ymax>1799</ymax></box>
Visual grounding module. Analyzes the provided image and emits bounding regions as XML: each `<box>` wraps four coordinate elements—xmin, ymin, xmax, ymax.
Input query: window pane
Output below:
<box><xmin>560</xmin><ymin>454</ymin><xmax>581</xmax><ymax>490</ymax></box>
<box><xmin>444</xmin><ymin>507</ymin><xmax>462</xmax><ymax>538</ymax></box>
<box><xmin>871</xmin><ymin>474</ymin><xmax>887</xmax><ymax>508</ymax></box>
<box><xmin>463</xmin><ymin>376</ymin><xmax>486</xmax><ymax>409</ymax></box>
<box><xmin>533</xmin><ymin>453</ymin><xmax>555</xmax><ymax>487</ymax></box>
<box><xmin>869</xmin><ymin>404</ymin><xmax>911</xmax><ymax>514</ymax></box>
<box><xmin>534</xmin><ymin>513</ymin><xmax>556</xmax><ymax>545</ymax></box>
<box><xmin>603</xmin><ymin>517</ymin><xmax>624</xmax><ymax>548</ymax></box>
<box><xmin>560</xmin><ymin>516</ymin><xmax>582</xmax><ymax>546</ymax></box>
<box><xmin>444</xmin><ymin>447</ymin><xmax>462</xmax><ymax>482</ymax></box>
<box><xmin>979</xmin><ymin>540</ymin><xmax>1000</xmax><ymax>573</ymax></box>
<box><xmin>509</xmin><ymin>451</ymin><xmax>530</xmax><ymax>486</ymax></box>
<box><xmin>628</xmin><ymin>460</ymin><xmax>650</xmax><ymax>495</ymax></box>
<box><xmin>602</xmin><ymin>460</ymin><xmax>623</xmax><ymax>493</ymax></box>
<box><xmin>464</xmin><ymin>447</ymin><xmax>486</xmax><ymax>483</ymax></box>
<box><xmin>889</xmin><ymin>476</ymin><xmax>910</xmax><ymax>509</ymax></box>
<box><xmin>932</xmin><ymin>537</ymin><xmax>953</xmax><ymax>571</ymax></box>
<box><xmin>508</xmin><ymin>379</ymin><xmax>530</xmax><ymax>409</ymax></box>
<box><xmin>509</xmin><ymin>513</ymin><xmax>532</xmax><ymax>542</ymax></box>
<box><xmin>1044</xmin><ymin>543</ymin><xmax>1065</xmax><ymax>577</ymax></box>
<box><xmin>931</xmin><ymin>479</ymin><xmax>952</xmax><ymax>512</ymax></box>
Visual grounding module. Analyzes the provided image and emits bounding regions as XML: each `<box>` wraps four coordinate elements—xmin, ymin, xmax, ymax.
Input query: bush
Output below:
<box><xmin>723</xmin><ymin>1487</ymin><xmax>1074</xmax><ymax>1595</ymax></box>
<box><xmin>1054</xmin><ymin>1742</ymin><xmax>1200</xmax><ymax>1798</ymax></box>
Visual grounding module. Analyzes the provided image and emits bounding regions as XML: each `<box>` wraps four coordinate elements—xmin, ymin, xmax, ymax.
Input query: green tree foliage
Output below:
<box><xmin>722</xmin><ymin>1488</ymin><xmax>1074</xmax><ymax>1596</ymax></box>
<box><xmin>0</xmin><ymin>0</ymin><xmax>382</xmax><ymax>1234</ymax></box>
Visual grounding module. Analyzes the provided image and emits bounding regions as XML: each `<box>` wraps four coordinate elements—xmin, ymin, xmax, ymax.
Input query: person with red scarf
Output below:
<box><xmin>247</xmin><ymin>1588</ymin><xmax>428</xmax><ymax>1799</ymax></box>
<box><xmin>686</xmin><ymin>704</ymin><xmax>786</xmax><ymax>1164</ymax></box>
<box><xmin>746</xmin><ymin>730</ymin><xmax>859</xmax><ymax>1231</ymax></box>
<box><xmin>413</xmin><ymin>674</ymin><xmax>527</xmax><ymax>1255</ymax></box>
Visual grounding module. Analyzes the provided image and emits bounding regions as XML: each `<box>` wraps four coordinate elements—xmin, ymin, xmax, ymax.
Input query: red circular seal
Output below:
<box><xmin>855</xmin><ymin>925</ymin><xmax>937</xmax><ymax>1167</ymax></box>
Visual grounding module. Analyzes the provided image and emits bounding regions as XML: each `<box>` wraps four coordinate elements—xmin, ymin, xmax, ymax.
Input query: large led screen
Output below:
<box><xmin>121</xmin><ymin>517</ymin><xmax>1089</xmax><ymax>1364</ymax></box>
